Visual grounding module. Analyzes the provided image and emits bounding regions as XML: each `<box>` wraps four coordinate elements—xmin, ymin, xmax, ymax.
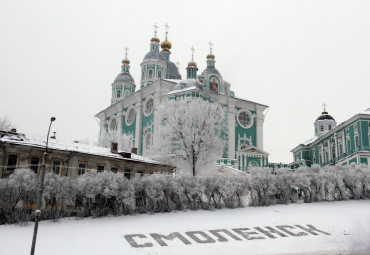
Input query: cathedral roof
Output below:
<box><xmin>113</xmin><ymin>72</ymin><xmax>135</xmax><ymax>84</ymax></box>
<box><xmin>143</xmin><ymin>51</ymin><xmax>166</xmax><ymax>62</ymax></box>
<box><xmin>169</xmin><ymin>79</ymin><xmax>206</xmax><ymax>92</ymax></box>
<box><xmin>201</xmin><ymin>65</ymin><xmax>222</xmax><ymax>77</ymax></box>
<box><xmin>316</xmin><ymin>111</ymin><xmax>335</xmax><ymax>121</ymax></box>
<box><xmin>167</xmin><ymin>61</ymin><xmax>180</xmax><ymax>77</ymax></box>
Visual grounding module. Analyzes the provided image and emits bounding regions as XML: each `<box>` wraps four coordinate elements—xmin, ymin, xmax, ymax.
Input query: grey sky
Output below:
<box><xmin>1</xmin><ymin>0</ymin><xmax>369</xmax><ymax>163</ymax></box>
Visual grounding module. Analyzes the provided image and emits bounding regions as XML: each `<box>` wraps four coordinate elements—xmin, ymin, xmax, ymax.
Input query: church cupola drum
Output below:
<box><xmin>111</xmin><ymin>47</ymin><xmax>136</xmax><ymax>105</ymax></box>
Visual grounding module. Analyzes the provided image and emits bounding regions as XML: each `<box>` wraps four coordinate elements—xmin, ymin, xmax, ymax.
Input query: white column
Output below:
<box><xmin>135</xmin><ymin>100</ymin><xmax>143</xmax><ymax>152</ymax></box>
<box><xmin>227</xmin><ymin>107</ymin><xmax>236</xmax><ymax>160</ymax></box>
<box><xmin>256</xmin><ymin>112</ymin><xmax>265</xmax><ymax>150</ymax></box>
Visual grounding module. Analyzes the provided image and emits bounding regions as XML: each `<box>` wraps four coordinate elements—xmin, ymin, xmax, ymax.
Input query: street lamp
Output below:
<box><xmin>30</xmin><ymin>117</ymin><xmax>56</xmax><ymax>255</ymax></box>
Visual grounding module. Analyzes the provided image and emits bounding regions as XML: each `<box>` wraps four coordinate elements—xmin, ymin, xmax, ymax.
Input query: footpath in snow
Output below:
<box><xmin>0</xmin><ymin>200</ymin><xmax>369</xmax><ymax>255</ymax></box>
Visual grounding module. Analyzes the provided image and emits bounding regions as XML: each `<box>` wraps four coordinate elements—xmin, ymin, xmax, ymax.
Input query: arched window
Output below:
<box><xmin>109</xmin><ymin>118</ymin><xmax>117</xmax><ymax>131</ymax></box>
<box><xmin>210</xmin><ymin>78</ymin><xmax>219</xmax><ymax>93</ymax></box>
<box><xmin>148</xmin><ymin>69</ymin><xmax>153</xmax><ymax>78</ymax></box>
<box><xmin>141</xmin><ymin>71</ymin><xmax>144</xmax><ymax>80</ymax></box>
<box><xmin>125</xmin><ymin>90</ymin><xmax>130</xmax><ymax>97</ymax></box>
<box><xmin>116</xmin><ymin>90</ymin><xmax>121</xmax><ymax>98</ymax></box>
<box><xmin>158</xmin><ymin>70</ymin><xmax>162</xmax><ymax>79</ymax></box>
<box><xmin>145</xmin><ymin>133</ymin><xmax>152</xmax><ymax>150</ymax></box>
<box><xmin>328</xmin><ymin>124</ymin><xmax>332</xmax><ymax>130</ymax></box>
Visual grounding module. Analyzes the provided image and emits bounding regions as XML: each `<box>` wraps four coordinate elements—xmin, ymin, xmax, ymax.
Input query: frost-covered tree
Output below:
<box><xmin>0</xmin><ymin>116</ymin><xmax>15</xmax><ymax>131</ymax></box>
<box><xmin>150</xmin><ymin>99</ymin><xmax>225</xmax><ymax>176</ymax></box>
<box><xmin>99</xmin><ymin>130</ymin><xmax>134</xmax><ymax>152</ymax></box>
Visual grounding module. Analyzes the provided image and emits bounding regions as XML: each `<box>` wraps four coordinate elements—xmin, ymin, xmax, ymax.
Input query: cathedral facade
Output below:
<box><xmin>95</xmin><ymin>27</ymin><xmax>269</xmax><ymax>171</ymax></box>
<box><xmin>291</xmin><ymin>107</ymin><xmax>370</xmax><ymax>167</ymax></box>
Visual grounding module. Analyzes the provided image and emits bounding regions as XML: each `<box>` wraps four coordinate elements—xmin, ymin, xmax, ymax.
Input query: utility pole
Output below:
<box><xmin>30</xmin><ymin>117</ymin><xmax>56</xmax><ymax>255</ymax></box>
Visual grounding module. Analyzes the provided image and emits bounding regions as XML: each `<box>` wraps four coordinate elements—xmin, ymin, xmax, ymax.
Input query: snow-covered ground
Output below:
<box><xmin>1</xmin><ymin>200</ymin><xmax>369</xmax><ymax>255</ymax></box>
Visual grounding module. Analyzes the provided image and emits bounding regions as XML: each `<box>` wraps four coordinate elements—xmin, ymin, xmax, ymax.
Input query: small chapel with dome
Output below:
<box><xmin>96</xmin><ymin>24</ymin><xmax>269</xmax><ymax>171</ymax></box>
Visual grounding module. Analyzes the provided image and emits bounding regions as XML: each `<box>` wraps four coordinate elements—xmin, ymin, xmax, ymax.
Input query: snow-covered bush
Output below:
<box><xmin>1</xmin><ymin>164</ymin><xmax>369</xmax><ymax>224</ymax></box>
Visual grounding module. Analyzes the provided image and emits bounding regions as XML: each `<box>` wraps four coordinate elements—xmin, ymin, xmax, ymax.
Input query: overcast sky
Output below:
<box><xmin>1</xmin><ymin>0</ymin><xmax>369</xmax><ymax>163</ymax></box>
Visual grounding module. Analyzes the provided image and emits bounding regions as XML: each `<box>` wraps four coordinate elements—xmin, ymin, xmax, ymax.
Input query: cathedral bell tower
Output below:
<box><xmin>314</xmin><ymin>104</ymin><xmax>337</xmax><ymax>137</ymax></box>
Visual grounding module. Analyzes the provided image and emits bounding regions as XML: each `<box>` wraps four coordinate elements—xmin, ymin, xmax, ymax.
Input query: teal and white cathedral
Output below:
<box><xmin>291</xmin><ymin>106</ymin><xmax>370</xmax><ymax>168</ymax></box>
<box><xmin>96</xmin><ymin>27</ymin><xmax>269</xmax><ymax>171</ymax></box>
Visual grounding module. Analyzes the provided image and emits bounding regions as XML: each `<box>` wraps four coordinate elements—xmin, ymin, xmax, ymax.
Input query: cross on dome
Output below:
<box><xmin>208</xmin><ymin>41</ymin><xmax>213</xmax><ymax>54</ymax></box>
<box><xmin>176</xmin><ymin>61</ymin><xmax>180</xmax><ymax>69</ymax></box>
<box><xmin>164</xmin><ymin>23</ymin><xmax>170</xmax><ymax>34</ymax></box>
<box><xmin>153</xmin><ymin>23</ymin><xmax>159</xmax><ymax>37</ymax></box>
<box><xmin>124</xmin><ymin>46</ymin><xmax>129</xmax><ymax>59</ymax></box>
<box><xmin>191</xmin><ymin>46</ymin><xmax>195</xmax><ymax>61</ymax></box>
<box><xmin>322</xmin><ymin>103</ymin><xmax>327</xmax><ymax>112</ymax></box>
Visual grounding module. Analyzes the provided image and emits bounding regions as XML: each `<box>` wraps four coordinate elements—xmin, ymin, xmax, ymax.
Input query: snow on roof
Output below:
<box><xmin>166</xmin><ymin>85</ymin><xmax>199</xmax><ymax>95</ymax></box>
<box><xmin>302</xmin><ymin>135</ymin><xmax>320</xmax><ymax>146</ymax></box>
<box><xmin>0</xmin><ymin>131</ymin><xmax>162</xmax><ymax>165</ymax></box>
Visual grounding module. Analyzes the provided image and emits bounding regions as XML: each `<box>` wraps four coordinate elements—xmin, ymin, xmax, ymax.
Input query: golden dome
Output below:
<box><xmin>151</xmin><ymin>37</ymin><xmax>160</xmax><ymax>43</ymax></box>
<box><xmin>160</xmin><ymin>33</ymin><xmax>172</xmax><ymax>51</ymax></box>
<box><xmin>188</xmin><ymin>61</ymin><xmax>197</xmax><ymax>67</ymax></box>
<box><xmin>207</xmin><ymin>53</ymin><xmax>215</xmax><ymax>59</ymax></box>
<box><xmin>122</xmin><ymin>58</ymin><xmax>130</xmax><ymax>65</ymax></box>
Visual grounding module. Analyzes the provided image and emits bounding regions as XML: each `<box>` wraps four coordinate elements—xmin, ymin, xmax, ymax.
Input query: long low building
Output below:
<box><xmin>291</xmin><ymin>107</ymin><xmax>370</xmax><ymax>167</ymax></box>
<box><xmin>0</xmin><ymin>130</ymin><xmax>173</xmax><ymax>179</ymax></box>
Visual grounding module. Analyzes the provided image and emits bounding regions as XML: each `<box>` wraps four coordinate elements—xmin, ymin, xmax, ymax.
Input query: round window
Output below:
<box><xmin>237</xmin><ymin>110</ymin><xmax>253</xmax><ymax>129</ymax></box>
<box><xmin>126</xmin><ymin>107</ymin><xmax>135</xmax><ymax>126</ymax></box>
<box><xmin>144</xmin><ymin>97</ymin><xmax>154</xmax><ymax>116</ymax></box>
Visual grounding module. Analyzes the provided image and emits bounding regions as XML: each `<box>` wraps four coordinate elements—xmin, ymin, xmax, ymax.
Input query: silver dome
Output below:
<box><xmin>143</xmin><ymin>51</ymin><xmax>166</xmax><ymax>62</ymax></box>
<box><xmin>113</xmin><ymin>72</ymin><xmax>135</xmax><ymax>84</ymax></box>
<box><xmin>167</xmin><ymin>61</ymin><xmax>180</xmax><ymax>78</ymax></box>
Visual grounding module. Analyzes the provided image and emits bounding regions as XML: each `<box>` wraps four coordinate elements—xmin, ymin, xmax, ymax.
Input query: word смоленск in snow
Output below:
<box><xmin>124</xmin><ymin>224</ymin><xmax>330</xmax><ymax>248</ymax></box>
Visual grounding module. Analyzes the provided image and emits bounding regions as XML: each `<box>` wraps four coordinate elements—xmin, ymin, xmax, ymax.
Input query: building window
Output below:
<box><xmin>141</xmin><ymin>71</ymin><xmax>144</xmax><ymax>80</ymax></box>
<box><xmin>116</xmin><ymin>90</ymin><xmax>121</xmax><ymax>98</ymax></box>
<box><xmin>52</xmin><ymin>161</ymin><xmax>61</xmax><ymax>175</ymax></box>
<box><xmin>30</xmin><ymin>157</ymin><xmax>39</xmax><ymax>173</ymax></box>
<box><xmin>109</xmin><ymin>117</ymin><xmax>117</xmax><ymax>131</ymax></box>
<box><xmin>137</xmin><ymin>171</ymin><xmax>144</xmax><ymax>177</ymax></box>
<box><xmin>124</xmin><ymin>169</ymin><xmax>131</xmax><ymax>179</ymax></box>
<box><xmin>97</xmin><ymin>165</ymin><xmax>104</xmax><ymax>173</ymax></box>
<box><xmin>145</xmin><ymin>132</ymin><xmax>152</xmax><ymax>150</ymax></box>
<box><xmin>125</xmin><ymin>90</ymin><xmax>130</xmax><ymax>97</ymax></box>
<box><xmin>158</xmin><ymin>70</ymin><xmax>162</xmax><ymax>78</ymax></box>
<box><xmin>209</xmin><ymin>78</ymin><xmax>219</xmax><ymax>94</ymax></box>
<box><xmin>111</xmin><ymin>167</ymin><xmax>118</xmax><ymax>173</ymax></box>
<box><xmin>355</xmin><ymin>135</ymin><xmax>360</xmax><ymax>148</ymax></box>
<box><xmin>78</xmin><ymin>163</ymin><xmax>86</xmax><ymax>175</ymax></box>
<box><xmin>144</xmin><ymin>97</ymin><xmax>154</xmax><ymax>116</ymax></box>
<box><xmin>148</xmin><ymin>69</ymin><xmax>153</xmax><ymax>78</ymax></box>
<box><xmin>237</xmin><ymin>109</ymin><xmax>253</xmax><ymax>129</ymax></box>
<box><xmin>328</xmin><ymin>124</ymin><xmax>332</xmax><ymax>130</ymax></box>
<box><xmin>320</xmin><ymin>124</ymin><xmax>324</xmax><ymax>131</ymax></box>
<box><xmin>126</xmin><ymin>106</ymin><xmax>135</xmax><ymax>126</ymax></box>
<box><xmin>6</xmin><ymin>154</ymin><xmax>18</xmax><ymax>175</ymax></box>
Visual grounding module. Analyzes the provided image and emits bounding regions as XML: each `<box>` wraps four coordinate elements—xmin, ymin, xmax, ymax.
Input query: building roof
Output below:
<box><xmin>316</xmin><ymin>111</ymin><xmax>335</xmax><ymax>121</ymax></box>
<box><xmin>166</xmin><ymin>60</ymin><xmax>180</xmax><ymax>77</ymax></box>
<box><xmin>113</xmin><ymin>71</ymin><xmax>135</xmax><ymax>84</ymax></box>
<box><xmin>0</xmin><ymin>131</ymin><xmax>164</xmax><ymax>165</ymax></box>
<box><xmin>143</xmin><ymin>51</ymin><xmax>166</xmax><ymax>62</ymax></box>
<box><xmin>167</xmin><ymin>79</ymin><xmax>207</xmax><ymax>93</ymax></box>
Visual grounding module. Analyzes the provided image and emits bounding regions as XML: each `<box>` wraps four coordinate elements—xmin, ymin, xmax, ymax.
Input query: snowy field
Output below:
<box><xmin>0</xmin><ymin>200</ymin><xmax>369</xmax><ymax>255</ymax></box>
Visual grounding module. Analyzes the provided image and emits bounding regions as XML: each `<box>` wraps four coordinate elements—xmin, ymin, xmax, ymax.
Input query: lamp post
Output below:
<box><xmin>30</xmin><ymin>117</ymin><xmax>56</xmax><ymax>255</ymax></box>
